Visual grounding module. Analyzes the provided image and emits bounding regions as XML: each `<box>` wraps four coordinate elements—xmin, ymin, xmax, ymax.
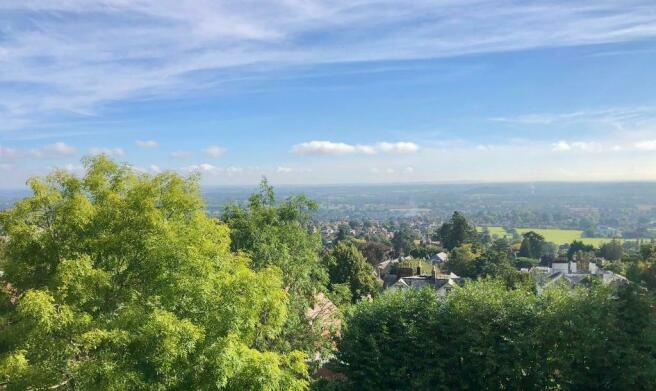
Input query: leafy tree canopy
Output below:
<box><xmin>436</xmin><ymin>212</ymin><xmax>478</xmax><ymax>251</ymax></box>
<box><xmin>323</xmin><ymin>241</ymin><xmax>380</xmax><ymax>303</ymax></box>
<box><xmin>567</xmin><ymin>240</ymin><xmax>595</xmax><ymax>260</ymax></box>
<box><xmin>518</xmin><ymin>231</ymin><xmax>546</xmax><ymax>259</ymax></box>
<box><xmin>222</xmin><ymin>179</ymin><xmax>329</xmax><ymax>356</ymax></box>
<box><xmin>0</xmin><ymin>156</ymin><xmax>308</xmax><ymax>390</ymax></box>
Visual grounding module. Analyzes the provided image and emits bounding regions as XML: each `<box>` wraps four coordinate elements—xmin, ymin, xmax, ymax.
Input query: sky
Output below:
<box><xmin>2</xmin><ymin>0</ymin><xmax>656</xmax><ymax>188</ymax></box>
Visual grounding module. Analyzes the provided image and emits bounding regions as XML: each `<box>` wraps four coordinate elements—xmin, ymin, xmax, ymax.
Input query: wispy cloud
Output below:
<box><xmin>291</xmin><ymin>141</ymin><xmax>419</xmax><ymax>156</ymax></box>
<box><xmin>89</xmin><ymin>147</ymin><xmax>126</xmax><ymax>157</ymax></box>
<box><xmin>171</xmin><ymin>150</ymin><xmax>193</xmax><ymax>159</ymax></box>
<box><xmin>552</xmin><ymin>140</ymin><xmax>603</xmax><ymax>152</ymax></box>
<box><xmin>491</xmin><ymin>106</ymin><xmax>656</xmax><ymax>127</ymax></box>
<box><xmin>204</xmin><ymin>146</ymin><xmax>227</xmax><ymax>158</ymax></box>
<box><xmin>2</xmin><ymin>1</ymin><xmax>656</xmax><ymax>130</ymax></box>
<box><xmin>31</xmin><ymin>142</ymin><xmax>77</xmax><ymax>158</ymax></box>
<box><xmin>0</xmin><ymin>145</ymin><xmax>20</xmax><ymax>160</ymax></box>
<box><xmin>135</xmin><ymin>140</ymin><xmax>159</xmax><ymax>149</ymax></box>
<box><xmin>183</xmin><ymin>163</ymin><xmax>243</xmax><ymax>176</ymax></box>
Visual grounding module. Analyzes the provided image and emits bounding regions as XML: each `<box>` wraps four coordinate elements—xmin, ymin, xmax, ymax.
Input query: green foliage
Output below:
<box><xmin>323</xmin><ymin>241</ymin><xmax>380</xmax><ymax>303</ymax></box>
<box><xmin>355</xmin><ymin>240</ymin><xmax>392</xmax><ymax>266</ymax></box>
<box><xmin>391</xmin><ymin>224</ymin><xmax>418</xmax><ymax>257</ymax></box>
<box><xmin>0</xmin><ymin>157</ymin><xmax>308</xmax><ymax>390</ymax></box>
<box><xmin>598</xmin><ymin>239</ymin><xmax>624</xmax><ymax>261</ymax></box>
<box><xmin>567</xmin><ymin>240</ymin><xmax>595</xmax><ymax>260</ymax></box>
<box><xmin>444</xmin><ymin>244</ymin><xmax>480</xmax><ymax>278</ymax></box>
<box><xmin>409</xmin><ymin>243</ymin><xmax>441</xmax><ymax>259</ymax></box>
<box><xmin>515</xmin><ymin>257</ymin><xmax>540</xmax><ymax>269</ymax></box>
<box><xmin>337</xmin><ymin>280</ymin><xmax>656</xmax><ymax>390</ymax></box>
<box><xmin>223</xmin><ymin>179</ymin><xmax>329</xmax><ymax>356</ymax></box>
<box><xmin>519</xmin><ymin>231</ymin><xmax>545</xmax><ymax>259</ymax></box>
<box><xmin>437</xmin><ymin>211</ymin><xmax>478</xmax><ymax>250</ymax></box>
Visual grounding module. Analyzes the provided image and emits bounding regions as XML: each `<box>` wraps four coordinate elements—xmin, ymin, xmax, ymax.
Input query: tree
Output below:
<box><xmin>444</xmin><ymin>244</ymin><xmax>480</xmax><ymax>278</ymax></box>
<box><xmin>391</xmin><ymin>224</ymin><xmax>418</xmax><ymax>257</ymax></box>
<box><xmin>336</xmin><ymin>288</ymin><xmax>439</xmax><ymax>390</ymax></box>
<box><xmin>0</xmin><ymin>156</ymin><xmax>308</xmax><ymax>390</ymax></box>
<box><xmin>567</xmin><ymin>240</ymin><xmax>595</xmax><ymax>260</ymax></box>
<box><xmin>437</xmin><ymin>211</ymin><xmax>478</xmax><ymax>250</ymax></box>
<box><xmin>335</xmin><ymin>224</ymin><xmax>352</xmax><ymax>243</ymax></box>
<box><xmin>519</xmin><ymin>231</ymin><xmax>545</xmax><ymax>259</ymax></box>
<box><xmin>409</xmin><ymin>244</ymin><xmax>442</xmax><ymax>260</ymax></box>
<box><xmin>323</xmin><ymin>242</ymin><xmax>380</xmax><ymax>302</ymax></box>
<box><xmin>336</xmin><ymin>280</ymin><xmax>656</xmax><ymax>390</ymax></box>
<box><xmin>355</xmin><ymin>240</ymin><xmax>392</xmax><ymax>266</ymax></box>
<box><xmin>477</xmin><ymin>239</ymin><xmax>527</xmax><ymax>287</ymax></box>
<box><xmin>598</xmin><ymin>239</ymin><xmax>624</xmax><ymax>261</ymax></box>
<box><xmin>223</xmin><ymin>179</ymin><xmax>329</xmax><ymax>356</ymax></box>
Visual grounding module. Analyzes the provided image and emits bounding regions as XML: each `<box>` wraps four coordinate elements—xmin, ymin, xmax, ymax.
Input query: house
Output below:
<box><xmin>430</xmin><ymin>251</ymin><xmax>448</xmax><ymax>264</ymax></box>
<box><xmin>388</xmin><ymin>266</ymin><xmax>461</xmax><ymax>296</ymax></box>
<box><xmin>530</xmin><ymin>261</ymin><xmax>628</xmax><ymax>294</ymax></box>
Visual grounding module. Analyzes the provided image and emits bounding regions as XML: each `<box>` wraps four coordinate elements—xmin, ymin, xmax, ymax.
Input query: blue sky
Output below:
<box><xmin>2</xmin><ymin>1</ymin><xmax>656</xmax><ymax>188</ymax></box>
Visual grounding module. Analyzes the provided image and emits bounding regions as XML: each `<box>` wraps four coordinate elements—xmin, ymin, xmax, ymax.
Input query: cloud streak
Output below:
<box><xmin>31</xmin><ymin>142</ymin><xmax>77</xmax><ymax>158</ymax></box>
<box><xmin>291</xmin><ymin>141</ymin><xmax>419</xmax><ymax>156</ymax></box>
<box><xmin>135</xmin><ymin>140</ymin><xmax>159</xmax><ymax>149</ymax></box>
<box><xmin>2</xmin><ymin>1</ymin><xmax>656</xmax><ymax>131</ymax></box>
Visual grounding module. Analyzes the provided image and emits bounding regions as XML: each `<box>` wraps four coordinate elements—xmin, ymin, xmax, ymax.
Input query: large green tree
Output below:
<box><xmin>223</xmin><ymin>180</ymin><xmax>329</xmax><ymax>356</ymax></box>
<box><xmin>391</xmin><ymin>224</ymin><xmax>418</xmax><ymax>257</ymax></box>
<box><xmin>323</xmin><ymin>241</ymin><xmax>380</xmax><ymax>303</ymax></box>
<box><xmin>437</xmin><ymin>211</ymin><xmax>478</xmax><ymax>250</ymax></box>
<box><xmin>518</xmin><ymin>231</ymin><xmax>546</xmax><ymax>259</ymax></box>
<box><xmin>0</xmin><ymin>157</ymin><xmax>308</xmax><ymax>390</ymax></box>
<box><xmin>598</xmin><ymin>239</ymin><xmax>624</xmax><ymax>261</ymax></box>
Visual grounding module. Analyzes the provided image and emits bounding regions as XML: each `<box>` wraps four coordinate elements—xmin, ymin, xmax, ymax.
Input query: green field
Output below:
<box><xmin>478</xmin><ymin>226</ymin><xmax>513</xmax><ymax>239</ymax></box>
<box><xmin>478</xmin><ymin>226</ymin><xmax>625</xmax><ymax>246</ymax></box>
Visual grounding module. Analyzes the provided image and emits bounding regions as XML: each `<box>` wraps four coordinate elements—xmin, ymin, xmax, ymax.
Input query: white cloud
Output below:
<box><xmin>149</xmin><ymin>164</ymin><xmax>162</xmax><ymax>174</ymax></box>
<box><xmin>184</xmin><ymin>163</ymin><xmax>220</xmax><ymax>174</ymax></box>
<box><xmin>277</xmin><ymin>166</ymin><xmax>293</xmax><ymax>173</ymax></box>
<box><xmin>89</xmin><ymin>147</ymin><xmax>125</xmax><ymax>157</ymax></box>
<box><xmin>551</xmin><ymin>141</ymin><xmax>603</xmax><ymax>153</ymax></box>
<box><xmin>205</xmin><ymin>146</ymin><xmax>227</xmax><ymax>158</ymax></box>
<box><xmin>291</xmin><ymin>140</ymin><xmax>418</xmax><ymax>156</ymax></box>
<box><xmin>552</xmin><ymin>141</ymin><xmax>572</xmax><ymax>152</ymax></box>
<box><xmin>634</xmin><ymin>140</ymin><xmax>656</xmax><ymax>151</ymax></box>
<box><xmin>171</xmin><ymin>150</ymin><xmax>193</xmax><ymax>158</ymax></box>
<box><xmin>31</xmin><ymin>142</ymin><xmax>77</xmax><ymax>158</ymax></box>
<box><xmin>291</xmin><ymin>141</ymin><xmax>374</xmax><ymax>155</ymax></box>
<box><xmin>135</xmin><ymin>140</ymin><xmax>159</xmax><ymax>149</ymax></box>
<box><xmin>375</xmin><ymin>142</ymin><xmax>420</xmax><ymax>154</ymax></box>
<box><xmin>181</xmin><ymin>163</ymin><xmax>245</xmax><ymax>176</ymax></box>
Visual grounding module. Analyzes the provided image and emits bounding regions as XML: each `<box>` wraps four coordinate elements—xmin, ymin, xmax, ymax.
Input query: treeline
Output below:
<box><xmin>329</xmin><ymin>281</ymin><xmax>656</xmax><ymax>390</ymax></box>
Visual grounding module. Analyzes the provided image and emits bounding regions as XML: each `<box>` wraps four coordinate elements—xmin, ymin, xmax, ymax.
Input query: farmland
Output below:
<box><xmin>479</xmin><ymin>226</ymin><xmax>625</xmax><ymax>246</ymax></box>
